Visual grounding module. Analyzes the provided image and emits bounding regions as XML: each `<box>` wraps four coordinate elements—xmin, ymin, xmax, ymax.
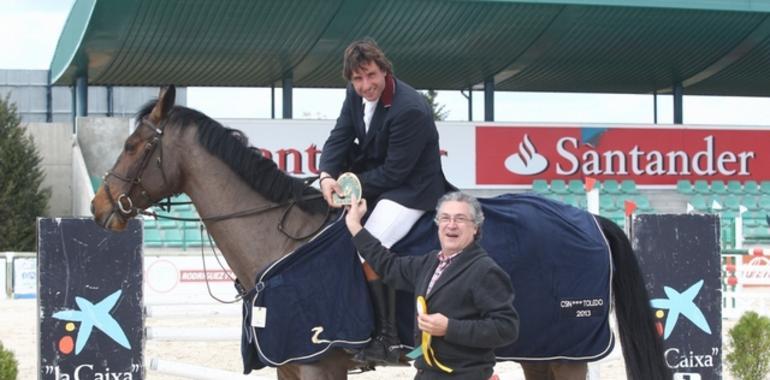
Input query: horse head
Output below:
<box><xmin>92</xmin><ymin>86</ymin><xmax>184</xmax><ymax>231</ymax></box>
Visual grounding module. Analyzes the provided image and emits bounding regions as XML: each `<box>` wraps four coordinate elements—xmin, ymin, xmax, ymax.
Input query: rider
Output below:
<box><xmin>318</xmin><ymin>38</ymin><xmax>454</xmax><ymax>365</ymax></box>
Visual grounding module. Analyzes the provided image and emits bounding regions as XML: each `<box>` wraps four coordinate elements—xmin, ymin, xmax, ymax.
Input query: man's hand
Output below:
<box><xmin>418</xmin><ymin>313</ymin><xmax>449</xmax><ymax>336</ymax></box>
<box><xmin>345</xmin><ymin>195</ymin><xmax>367</xmax><ymax>236</ymax></box>
<box><xmin>319</xmin><ymin>173</ymin><xmax>344</xmax><ymax>208</ymax></box>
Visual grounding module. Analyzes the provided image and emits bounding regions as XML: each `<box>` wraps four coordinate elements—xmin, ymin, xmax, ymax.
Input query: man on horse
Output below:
<box><xmin>318</xmin><ymin>38</ymin><xmax>454</xmax><ymax>365</ymax></box>
<box><xmin>345</xmin><ymin>192</ymin><xmax>519</xmax><ymax>379</ymax></box>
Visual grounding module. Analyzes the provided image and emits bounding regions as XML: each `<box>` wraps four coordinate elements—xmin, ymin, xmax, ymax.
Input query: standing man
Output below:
<box><xmin>319</xmin><ymin>38</ymin><xmax>453</xmax><ymax>365</ymax></box>
<box><xmin>345</xmin><ymin>192</ymin><xmax>519</xmax><ymax>379</ymax></box>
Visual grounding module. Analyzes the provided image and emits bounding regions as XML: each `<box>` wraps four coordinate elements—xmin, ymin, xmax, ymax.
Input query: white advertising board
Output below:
<box><xmin>13</xmin><ymin>257</ymin><xmax>36</xmax><ymax>298</ymax></box>
<box><xmin>222</xmin><ymin>119</ymin><xmax>477</xmax><ymax>189</ymax></box>
<box><xmin>144</xmin><ymin>255</ymin><xmax>240</xmax><ymax>305</ymax></box>
<box><xmin>0</xmin><ymin>257</ymin><xmax>6</xmax><ymax>299</ymax></box>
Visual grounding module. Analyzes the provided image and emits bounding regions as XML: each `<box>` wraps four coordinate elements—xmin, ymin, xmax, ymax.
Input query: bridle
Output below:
<box><xmin>102</xmin><ymin>117</ymin><xmax>169</xmax><ymax>221</ymax></box>
<box><xmin>100</xmin><ymin>116</ymin><xmax>329</xmax><ymax>241</ymax></box>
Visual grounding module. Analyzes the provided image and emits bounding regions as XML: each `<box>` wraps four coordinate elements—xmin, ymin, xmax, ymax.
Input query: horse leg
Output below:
<box><xmin>297</xmin><ymin>349</ymin><xmax>351</xmax><ymax>380</ymax></box>
<box><xmin>276</xmin><ymin>350</ymin><xmax>350</xmax><ymax>380</ymax></box>
<box><xmin>277</xmin><ymin>364</ymin><xmax>301</xmax><ymax>380</ymax></box>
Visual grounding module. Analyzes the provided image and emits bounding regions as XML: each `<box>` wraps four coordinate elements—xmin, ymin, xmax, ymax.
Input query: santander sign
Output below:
<box><xmin>476</xmin><ymin>126</ymin><xmax>763</xmax><ymax>185</ymax></box>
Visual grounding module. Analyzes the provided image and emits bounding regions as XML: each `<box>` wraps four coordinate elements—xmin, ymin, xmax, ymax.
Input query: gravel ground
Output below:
<box><xmin>1</xmin><ymin>297</ymin><xmax>749</xmax><ymax>379</ymax></box>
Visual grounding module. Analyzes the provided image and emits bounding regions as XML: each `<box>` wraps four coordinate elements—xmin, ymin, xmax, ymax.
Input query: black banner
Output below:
<box><xmin>633</xmin><ymin>214</ymin><xmax>722</xmax><ymax>380</ymax></box>
<box><xmin>38</xmin><ymin>218</ymin><xmax>143</xmax><ymax>380</ymax></box>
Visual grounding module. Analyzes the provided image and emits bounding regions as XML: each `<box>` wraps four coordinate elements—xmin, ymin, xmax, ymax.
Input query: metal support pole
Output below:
<box><xmin>282</xmin><ymin>74</ymin><xmax>292</xmax><ymax>119</ymax></box>
<box><xmin>653</xmin><ymin>90</ymin><xmax>658</xmax><ymax>124</ymax></box>
<box><xmin>484</xmin><ymin>77</ymin><xmax>494</xmax><ymax>122</ymax></box>
<box><xmin>70</xmin><ymin>85</ymin><xmax>76</xmax><ymax>131</ymax></box>
<box><xmin>270</xmin><ymin>84</ymin><xmax>275</xmax><ymax>119</ymax></box>
<box><xmin>673</xmin><ymin>83</ymin><xmax>683</xmax><ymax>124</ymax></box>
<box><xmin>46</xmin><ymin>71</ymin><xmax>52</xmax><ymax>123</ymax></box>
<box><xmin>106</xmin><ymin>85</ymin><xmax>114</xmax><ymax>117</ymax></box>
<box><xmin>460</xmin><ymin>89</ymin><xmax>473</xmax><ymax>121</ymax></box>
<box><xmin>73</xmin><ymin>75</ymin><xmax>88</xmax><ymax>133</ymax></box>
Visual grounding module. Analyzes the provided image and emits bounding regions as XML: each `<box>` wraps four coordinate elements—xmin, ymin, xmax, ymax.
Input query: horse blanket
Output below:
<box><xmin>241</xmin><ymin>193</ymin><xmax>614</xmax><ymax>372</ymax></box>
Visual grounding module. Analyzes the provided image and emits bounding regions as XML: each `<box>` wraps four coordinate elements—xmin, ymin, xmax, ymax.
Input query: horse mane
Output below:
<box><xmin>136</xmin><ymin>101</ymin><xmax>326</xmax><ymax>215</ymax></box>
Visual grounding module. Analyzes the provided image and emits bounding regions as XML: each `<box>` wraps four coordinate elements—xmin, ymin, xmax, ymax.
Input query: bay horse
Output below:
<box><xmin>91</xmin><ymin>86</ymin><xmax>669</xmax><ymax>380</ymax></box>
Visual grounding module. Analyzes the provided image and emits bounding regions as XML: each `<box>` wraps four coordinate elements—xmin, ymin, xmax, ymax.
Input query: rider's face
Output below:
<box><xmin>350</xmin><ymin>61</ymin><xmax>387</xmax><ymax>102</ymax></box>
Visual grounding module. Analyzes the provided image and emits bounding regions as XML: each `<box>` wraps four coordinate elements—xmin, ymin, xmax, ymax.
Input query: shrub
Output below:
<box><xmin>0</xmin><ymin>95</ymin><xmax>50</xmax><ymax>251</ymax></box>
<box><xmin>0</xmin><ymin>341</ymin><xmax>18</xmax><ymax>380</ymax></box>
<box><xmin>726</xmin><ymin>311</ymin><xmax>770</xmax><ymax>380</ymax></box>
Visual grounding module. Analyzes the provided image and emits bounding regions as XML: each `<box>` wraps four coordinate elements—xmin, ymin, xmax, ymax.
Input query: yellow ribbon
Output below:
<box><xmin>416</xmin><ymin>296</ymin><xmax>454</xmax><ymax>373</ymax></box>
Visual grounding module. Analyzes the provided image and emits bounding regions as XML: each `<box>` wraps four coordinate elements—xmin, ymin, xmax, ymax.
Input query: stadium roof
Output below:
<box><xmin>51</xmin><ymin>0</ymin><xmax>770</xmax><ymax>96</ymax></box>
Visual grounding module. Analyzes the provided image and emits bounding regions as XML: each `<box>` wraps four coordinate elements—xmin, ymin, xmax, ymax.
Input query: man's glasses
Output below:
<box><xmin>435</xmin><ymin>214</ymin><xmax>473</xmax><ymax>225</ymax></box>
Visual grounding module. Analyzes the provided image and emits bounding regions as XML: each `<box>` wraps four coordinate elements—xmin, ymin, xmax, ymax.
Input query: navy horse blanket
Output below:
<box><xmin>241</xmin><ymin>193</ymin><xmax>613</xmax><ymax>372</ymax></box>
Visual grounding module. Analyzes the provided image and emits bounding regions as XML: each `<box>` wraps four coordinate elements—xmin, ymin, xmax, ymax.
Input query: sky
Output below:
<box><xmin>2</xmin><ymin>0</ymin><xmax>770</xmax><ymax>126</ymax></box>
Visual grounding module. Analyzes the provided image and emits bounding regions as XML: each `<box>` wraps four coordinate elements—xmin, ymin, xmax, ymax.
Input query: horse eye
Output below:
<box><xmin>124</xmin><ymin>142</ymin><xmax>135</xmax><ymax>153</ymax></box>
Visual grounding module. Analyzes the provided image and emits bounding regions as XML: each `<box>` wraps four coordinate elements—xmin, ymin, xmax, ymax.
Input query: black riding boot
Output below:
<box><xmin>354</xmin><ymin>279</ymin><xmax>401</xmax><ymax>365</ymax></box>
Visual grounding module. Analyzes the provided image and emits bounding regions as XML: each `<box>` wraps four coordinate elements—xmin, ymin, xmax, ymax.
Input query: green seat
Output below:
<box><xmin>744</xmin><ymin>180</ymin><xmax>760</xmax><ymax>194</ymax></box>
<box><xmin>727</xmin><ymin>181</ymin><xmax>743</xmax><ymax>194</ymax></box>
<box><xmin>144</xmin><ymin>226</ymin><xmax>163</xmax><ymax>247</ymax></box>
<box><xmin>157</xmin><ymin>218</ymin><xmax>178</xmax><ymax>229</ymax></box>
<box><xmin>602</xmin><ymin>180</ymin><xmax>621</xmax><ymax>194</ymax></box>
<box><xmin>143</xmin><ymin>219</ymin><xmax>158</xmax><ymax>229</ymax></box>
<box><xmin>676</xmin><ymin>180</ymin><xmax>693</xmax><ymax>194</ymax></box>
<box><xmin>163</xmin><ymin>229</ymin><xmax>184</xmax><ymax>248</ymax></box>
<box><xmin>531</xmin><ymin>179</ymin><xmax>549</xmax><ymax>194</ymax></box>
<box><xmin>741</xmin><ymin>196</ymin><xmax>758</xmax><ymax>210</ymax></box>
<box><xmin>550</xmin><ymin>180</ymin><xmax>569</xmax><ymax>194</ymax></box>
<box><xmin>568</xmin><ymin>180</ymin><xmax>585</xmax><ymax>194</ymax></box>
<box><xmin>562</xmin><ymin>194</ymin><xmax>582</xmax><ymax>208</ymax></box>
<box><xmin>723</xmin><ymin>195</ymin><xmax>741</xmax><ymax>210</ymax></box>
<box><xmin>631</xmin><ymin>196</ymin><xmax>652</xmax><ymax>212</ymax></box>
<box><xmin>743</xmin><ymin>212</ymin><xmax>763</xmax><ymax>227</ymax></box>
<box><xmin>711</xmin><ymin>180</ymin><xmax>727</xmax><ymax>195</ymax></box>
<box><xmin>694</xmin><ymin>180</ymin><xmax>710</xmax><ymax>194</ymax></box>
<box><xmin>689</xmin><ymin>195</ymin><xmax>708</xmax><ymax>211</ymax></box>
<box><xmin>173</xmin><ymin>203</ymin><xmax>193</xmax><ymax>212</ymax></box>
<box><xmin>720</xmin><ymin>218</ymin><xmax>735</xmax><ymax>249</ymax></box>
<box><xmin>746</xmin><ymin>226</ymin><xmax>770</xmax><ymax>241</ymax></box>
<box><xmin>184</xmin><ymin>228</ymin><xmax>206</xmax><ymax>247</ymax></box>
<box><xmin>759</xmin><ymin>196</ymin><xmax>770</xmax><ymax>210</ymax></box>
<box><xmin>760</xmin><ymin>181</ymin><xmax>770</xmax><ymax>194</ymax></box>
<box><xmin>600</xmin><ymin>196</ymin><xmax>617</xmax><ymax>211</ymax></box>
<box><xmin>620</xmin><ymin>180</ymin><xmax>638</xmax><ymax>194</ymax></box>
<box><xmin>603</xmin><ymin>211</ymin><xmax>626</xmax><ymax>229</ymax></box>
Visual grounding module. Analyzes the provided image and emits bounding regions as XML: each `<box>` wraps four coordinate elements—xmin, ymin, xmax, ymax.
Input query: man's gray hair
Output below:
<box><xmin>435</xmin><ymin>191</ymin><xmax>485</xmax><ymax>227</ymax></box>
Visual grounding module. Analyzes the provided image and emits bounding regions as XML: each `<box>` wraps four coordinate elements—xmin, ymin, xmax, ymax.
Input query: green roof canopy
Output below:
<box><xmin>51</xmin><ymin>0</ymin><xmax>770</xmax><ymax>96</ymax></box>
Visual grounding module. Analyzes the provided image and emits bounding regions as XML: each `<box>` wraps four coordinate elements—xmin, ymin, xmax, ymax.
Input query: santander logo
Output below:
<box><xmin>504</xmin><ymin>134</ymin><xmax>548</xmax><ymax>175</ymax></box>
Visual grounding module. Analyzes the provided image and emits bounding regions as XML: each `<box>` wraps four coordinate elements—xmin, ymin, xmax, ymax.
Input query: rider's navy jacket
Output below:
<box><xmin>319</xmin><ymin>75</ymin><xmax>453</xmax><ymax>211</ymax></box>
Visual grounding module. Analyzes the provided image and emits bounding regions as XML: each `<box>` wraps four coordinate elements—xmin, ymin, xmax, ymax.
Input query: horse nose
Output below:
<box><xmin>90</xmin><ymin>202</ymin><xmax>95</xmax><ymax>216</ymax></box>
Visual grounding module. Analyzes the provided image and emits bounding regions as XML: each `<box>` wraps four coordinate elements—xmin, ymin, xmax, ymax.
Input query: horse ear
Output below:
<box><xmin>150</xmin><ymin>85</ymin><xmax>176</xmax><ymax>121</ymax></box>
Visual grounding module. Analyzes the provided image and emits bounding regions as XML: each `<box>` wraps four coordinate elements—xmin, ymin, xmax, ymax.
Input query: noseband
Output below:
<box><xmin>103</xmin><ymin>117</ymin><xmax>169</xmax><ymax>218</ymax></box>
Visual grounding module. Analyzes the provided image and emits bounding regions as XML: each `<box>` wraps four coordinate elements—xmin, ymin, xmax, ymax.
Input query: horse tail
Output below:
<box><xmin>596</xmin><ymin>215</ymin><xmax>671</xmax><ymax>380</ymax></box>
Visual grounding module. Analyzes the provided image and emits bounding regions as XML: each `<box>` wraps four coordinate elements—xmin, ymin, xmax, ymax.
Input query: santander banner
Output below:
<box><xmin>476</xmin><ymin>125</ymin><xmax>767</xmax><ymax>185</ymax></box>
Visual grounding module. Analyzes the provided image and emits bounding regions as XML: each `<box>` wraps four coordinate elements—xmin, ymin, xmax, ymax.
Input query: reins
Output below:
<box><xmin>140</xmin><ymin>189</ymin><xmax>328</xmax><ymax>241</ymax></box>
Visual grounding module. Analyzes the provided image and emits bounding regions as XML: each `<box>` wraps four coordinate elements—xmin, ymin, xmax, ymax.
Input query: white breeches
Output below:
<box><xmin>360</xmin><ymin>199</ymin><xmax>424</xmax><ymax>262</ymax></box>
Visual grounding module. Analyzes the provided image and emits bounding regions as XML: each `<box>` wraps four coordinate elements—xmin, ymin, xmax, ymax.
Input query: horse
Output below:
<box><xmin>91</xmin><ymin>86</ymin><xmax>670</xmax><ymax>380</ymax></box>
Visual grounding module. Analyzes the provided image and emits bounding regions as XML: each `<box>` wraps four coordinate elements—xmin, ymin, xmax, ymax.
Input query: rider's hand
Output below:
<box><xmin>319</xmin><ymin>173</ymin><xmax>344</xmax><ymax>208</ymax></box>
<box><xmin>345</xmin><ymin>195</ymin><xmax>367</xmax><ymax>236</ymax></box>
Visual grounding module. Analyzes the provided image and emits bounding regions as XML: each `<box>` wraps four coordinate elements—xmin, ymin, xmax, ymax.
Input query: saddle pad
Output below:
<box><xmin>391</xmin><ymin>193</ymin><xmax>614</xmax><ymax>361</ymax></box>
<box><xmin>240</xmin><ymin>218</ymin><xmax>373</xmax><ymax>373</ymax></box>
